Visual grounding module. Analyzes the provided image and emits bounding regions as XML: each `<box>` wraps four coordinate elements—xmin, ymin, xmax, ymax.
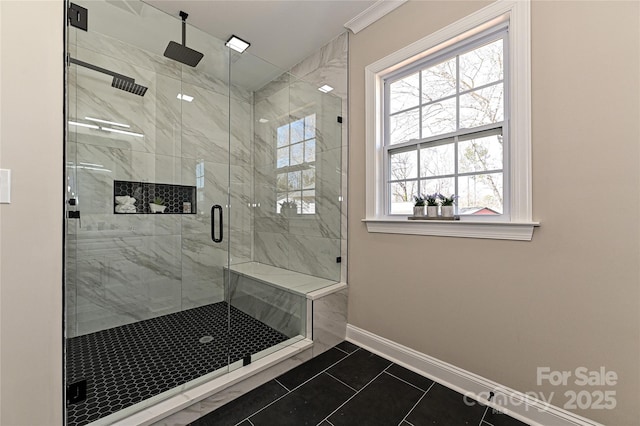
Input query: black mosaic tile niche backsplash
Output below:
<box><xmin>114</xmin><ymin>180</ymin><xmax>197</xmax><ymax>214</ymax></box>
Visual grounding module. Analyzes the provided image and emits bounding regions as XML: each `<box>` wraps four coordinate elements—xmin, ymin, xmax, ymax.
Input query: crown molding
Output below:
<box><xmin>344</xmin><ymin>0</ymin><xmax>408</xmax><ymax>34</ymax></box>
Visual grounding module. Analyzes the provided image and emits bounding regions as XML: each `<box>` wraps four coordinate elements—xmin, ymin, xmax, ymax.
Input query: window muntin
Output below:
<box><xmin>276</xmin><ymin>114</ymin><xmax>317</xmax><ymax>215</ymax></box>
<box><xmin>384</xmin><ymin>30</ymin><xmax>507</xmax><ymax>217</ymax></box>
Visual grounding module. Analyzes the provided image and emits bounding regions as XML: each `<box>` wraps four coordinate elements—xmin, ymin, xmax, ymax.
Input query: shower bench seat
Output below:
<box><xmin>224</xmin><ymin>261</ymin><xmax>346</xmax><ymax>342</ymax></box>
<box><xmin>227</xmin><ymin>261</ymin><xmax>343</xmax><ymax>297</ymax></box>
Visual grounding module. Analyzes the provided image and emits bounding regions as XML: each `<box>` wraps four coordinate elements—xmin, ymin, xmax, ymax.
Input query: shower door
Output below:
<box><xmin>64</xmin><ymin>2</ymin><xmax>235</xmax><ymax>424</ymax></box>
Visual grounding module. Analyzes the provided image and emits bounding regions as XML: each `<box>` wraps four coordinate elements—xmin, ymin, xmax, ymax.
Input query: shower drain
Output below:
<box><xmin>199</xmin><ymin>335</ymin><xmax>214</xmax><ymax>344</ymax></box>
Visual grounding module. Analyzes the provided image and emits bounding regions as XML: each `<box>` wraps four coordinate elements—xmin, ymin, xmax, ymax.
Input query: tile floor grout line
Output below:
<box><xmin>478</xmin><ymin>405</ymin><xmax>489</xmax><ymax>426</ymax></box>
<box><xmin>383</xmin><ymin>370</ymin><xmax>431</xmax><ymax>393</ymax></box>
<box><xmin>274</xmin><ymin>378</ymin><xmax>290</xmax><ymax>392</ymax></box>
<box><xmin>333</xmin><ymin>345</ymin><xmax>350</xmax><ymax>355</ymax></box>
<box><xmin>398</xmin><ymin>381</ymin><xmax>435</xmax><ymax>426</ymax></box>
<box><xmin>232</xmin><ymin>347</ymin><xmax>362</xmax><ymax>423</ymax></box>
<box><xmin>247</xmin><ymin>419</ymin><xmax>255</xmax><ymax>426</ymax></box>
<box><xmin>318</xmin><ymin>361</ymin><xmax>394</xmax><ymax>424</ymax></box>
<box><xmin>403</xmin><ymin>420</ymin><xmax>416</xmax><ymax>426</ymax></box>
<box><xmin>325</xmin><ymin>372</ymin><xmax>359</xmax><ymax>393</ymax></box>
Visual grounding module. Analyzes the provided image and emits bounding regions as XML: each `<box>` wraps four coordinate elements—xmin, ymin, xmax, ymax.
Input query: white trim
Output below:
<box><xmin>364</xmin><ymin>0</ymin><xmax>533</xmax><ymax>238</ymax></box>
<box><xmin>363</xmin><ymin>219</ymin><xmax>538</xmax><ymax>241</ymax></box>
<box><xmin>346</xmin><ymin>325</ymin><xmax>603</xmax><ymax>426</ymax></box>
<box><xmin>344</xmin><ymin>0</ymin><xmax>408</xmax><ymax>34</ymax></box>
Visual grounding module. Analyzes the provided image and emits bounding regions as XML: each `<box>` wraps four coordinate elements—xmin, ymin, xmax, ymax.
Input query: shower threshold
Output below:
<box><xmin>66</xmin><ymin>302</ymin><xmax>307</xmax><ymax>426</ymax></box>
<box><xmin>92</xmin><ymin>336</ymin><xmax>311</xmax><ymax>426</ymax></box>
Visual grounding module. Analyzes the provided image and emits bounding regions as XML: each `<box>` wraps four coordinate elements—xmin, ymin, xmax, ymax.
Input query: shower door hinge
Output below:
<box><xmin>337</xmin><ymin>116</ymin><xmax>343</xmax><ymax>124</ymax></box>
<box><xmin>69</xmin><ymin>3</ymin><xmax>88</xmax><ymax>31</ymax></box>
<box><xmin>66</xmin><ymin>379</ymin><xmax>87</xmax><ymax>405</ymax></box>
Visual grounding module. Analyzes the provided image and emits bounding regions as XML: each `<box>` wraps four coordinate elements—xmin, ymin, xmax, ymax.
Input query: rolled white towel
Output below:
<box><xmin>115</xmin><ymin>196</ymin><xmax>137</xmax><ymax>206</ymax></box>
<box><xmin>115</xmin><ymin>205</ymin><xmax>137</xmax><ymax>213</ymax></box>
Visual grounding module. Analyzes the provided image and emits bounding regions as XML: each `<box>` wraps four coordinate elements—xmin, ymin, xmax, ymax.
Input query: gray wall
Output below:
<box><xmin>348</xmin><ymin>1</ymin><xmax>639</xmax><ymax>424</ymax></box>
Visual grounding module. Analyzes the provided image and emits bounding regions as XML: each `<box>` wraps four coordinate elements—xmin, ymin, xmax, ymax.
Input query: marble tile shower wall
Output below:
<box><xmin>67</xmin><ymin>30</ymin><xmax>253</xmax><ymax>337</ymax></box>
<box><xmin>253</xmin><ymin>33</ymin><xmax>348</xmax><ymax>283</ymax></box>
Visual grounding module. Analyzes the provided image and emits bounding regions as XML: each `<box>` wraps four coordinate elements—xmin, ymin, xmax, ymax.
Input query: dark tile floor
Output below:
<box><xmin>192</xmin><ymin>341</ymin><xmax>530</xmax><ymax>426</ymax></box>
<box><xmin>66</xmin><ymin>302</ymin><xmax>288</xmax><ymax>426</ymax></box>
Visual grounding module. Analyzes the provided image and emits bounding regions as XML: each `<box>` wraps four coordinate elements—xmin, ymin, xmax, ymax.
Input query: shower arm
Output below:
<box><xmin>180</xmin><ymin>11</ymin><xmax>188</xmax><ymax>46</ymax></box>
<box><xmin>68</xmin><ymin>56</ymin><xmax>135</xmax><ymax>84</ymax></box>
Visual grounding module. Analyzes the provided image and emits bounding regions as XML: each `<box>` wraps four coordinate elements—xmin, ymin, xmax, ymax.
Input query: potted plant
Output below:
<box><xmin>149</xmin><ymin>197</ymin><xmax>167</xmax><ymax>213</ymax></box>
<box><xmin>413</xmin><ymin>195</ymin><xmax>426</xmax><ymax>217</ymax></box>
<box><xmin>279</xmin><ymin>200</ymin><xmax>298</xmax><ymax>217</ymax></box>
<box><xmin>439</xmin><ymin>194</ymin><xmax>458</xmax><ymax>218</ymax></box>
<box><xmin>425</xmin><ymin>193</ymin><xmax>440</xmax><ymax>218</ymax></box>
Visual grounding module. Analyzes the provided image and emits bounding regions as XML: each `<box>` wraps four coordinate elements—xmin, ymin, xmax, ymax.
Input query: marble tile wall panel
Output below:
<box><xmin>287</xmin><ymin>235</ymin><xmax>341</xmax><ymax>279</ymax></box>
<box><xmin>68</xmin><ymin>28</ymin><xmax>254</xmax><ymax>336</ymax></box>
<box><xmin>312</xmin><ymin>289</ymin><xmax>348</xmax><ymax>357</ymax></box>
<box><xmin>74</xmin><ymin>234</ymin><xmax>183</xmax><ymax>335</ymax></box>
<box><xmin>227</xmin><ymin>274</ymin><xmax>306</xmax><ymax>338</ymax></box>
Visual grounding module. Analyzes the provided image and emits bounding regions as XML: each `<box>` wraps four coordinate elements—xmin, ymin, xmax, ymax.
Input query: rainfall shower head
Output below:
<box><xmin>164</xmin><ymin>11</ymin><xmax>203</xmax><ymax>67</ymax></box>
<box><xmin>69</xmin><ymin>57</ymin><xmax>148</xmax><ymax>97</ymax></box>
<box><xmin>111</xmin><ymin>76</ymin><xmax>148</xmax><ymax>96</ymax></box>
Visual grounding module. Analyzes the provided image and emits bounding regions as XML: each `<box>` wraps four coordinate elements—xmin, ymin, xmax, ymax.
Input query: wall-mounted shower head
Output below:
<box><xmin>69</xmin><ymin>57</ymin><xmax>148</xmax><ymax>97</ymax></box>
<box><xmin>164</xmin><ymin>11</ymin><xmax>204</xmax><ymax>67</ymax></box>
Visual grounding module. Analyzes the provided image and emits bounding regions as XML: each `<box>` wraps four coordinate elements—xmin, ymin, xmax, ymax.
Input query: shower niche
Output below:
<box><xmin>113</xmin><ymin>180</ymin><xmax>196</xmax><ymax>214</ymax></box>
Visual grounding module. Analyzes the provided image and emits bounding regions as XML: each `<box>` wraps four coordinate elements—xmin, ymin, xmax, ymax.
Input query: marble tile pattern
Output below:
<box><xmin>67</xmin><ymin>30</ymin><xmax>253</xmax><ymax>337</ymax></box>
<box><xmin>311</xmin><ymin>289</ymin><xmax>348</xmax><ymax>357</ymax></box>
<box><xmin>252</xmin><ymin>33</ymin><xmax>348</xmax><ymax>282</ymax></box>
<box><xmin>67</xmin><ymin>28</ymin><xmax>348</xmax><ymax>338</ymax></box>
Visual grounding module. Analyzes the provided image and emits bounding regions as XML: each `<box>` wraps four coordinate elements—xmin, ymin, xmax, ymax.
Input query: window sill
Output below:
<box><xmin>362</xmin><ymin>218</ymin><xmax>539</xmax><ymax>241</ymax></box>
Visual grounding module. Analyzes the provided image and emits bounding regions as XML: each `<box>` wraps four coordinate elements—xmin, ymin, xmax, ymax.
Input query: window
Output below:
<box><xmin>364</xmin><ymin>0</ymin><xmax>537</xmax><ymax>240</ymax></box>
<box><xmin>276</xmin><ymin>114</ymin><xmax>316</xmax><ymax>214</ymax></box>
<box><xmin>386</xmin><ymin>34</ymin><xmax>506</xmax><ymax>216</ymax></box>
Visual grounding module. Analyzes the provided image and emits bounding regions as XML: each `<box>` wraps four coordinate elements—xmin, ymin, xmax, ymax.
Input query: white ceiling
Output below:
<box><xmin>143</xmin><ymin>0</ymin><xmax>376</xmax><ymax>71</ymax></box>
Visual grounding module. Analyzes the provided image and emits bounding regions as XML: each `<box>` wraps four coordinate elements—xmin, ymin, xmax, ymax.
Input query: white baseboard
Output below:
<box><xmin>346</xmin><ymin>324</ymin><xmax>602</xmax><ymax>426</ymax></box>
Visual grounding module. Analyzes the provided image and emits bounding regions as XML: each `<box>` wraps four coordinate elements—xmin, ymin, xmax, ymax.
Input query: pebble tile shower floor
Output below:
<box><xmin>66</xmin><ymin>302</ymin><xmax>289</xmax><ymax>426</ymax></box>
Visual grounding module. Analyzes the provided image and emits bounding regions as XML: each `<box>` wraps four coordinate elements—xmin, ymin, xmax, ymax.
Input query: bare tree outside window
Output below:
<box><xmin>386</xmin><ymin>36</ymin><xmax>505</xmax><ymax>215</ymax></box>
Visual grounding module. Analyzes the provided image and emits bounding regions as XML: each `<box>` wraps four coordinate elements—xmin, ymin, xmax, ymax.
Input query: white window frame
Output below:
<box><xmin>363</xmin><ymin>0</ymin><xmax>538</xmax><ymax>241</ymax></box>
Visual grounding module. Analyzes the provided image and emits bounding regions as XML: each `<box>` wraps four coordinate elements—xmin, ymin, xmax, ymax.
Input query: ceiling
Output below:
<box><xmin>143</xmin><ymin>0</ymin><xmax>377</xmax><ymax>71</ymax></box>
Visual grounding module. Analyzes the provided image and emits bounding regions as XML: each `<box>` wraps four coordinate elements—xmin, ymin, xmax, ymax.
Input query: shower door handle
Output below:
<box><xmin>211</xmin><ymin>205</ymin><xmax>223</xmax><ymax>243</ymax></box>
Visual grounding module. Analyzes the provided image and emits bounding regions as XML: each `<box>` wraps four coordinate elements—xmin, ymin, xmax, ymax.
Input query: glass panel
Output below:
<box><xmin>277</xmin><ymin>147</ymin><xmax>289</xmax><ymax>168</ymax></box>
<box><xmin>389</xmin><ymin>108</ymin><xmax>420</xmax><ymax>145</ymax></box>
<box><xmin>459</xmin><ymin>39</ymin><xmax>503</xmax><ymax>92</ymax></box>
<box><xmin>290</xmin><ymin>118</ymin><xmax>304</xmax><ymax>143</ymax></box>
<box><xmin>302</xmin><ymin>169</ymin><xmax>315</xmax><ymax>189</ymax></box>
<box><xmin>390</xmin><ymin>149</ymin><xmax>418</xmax><ymax>181</ymax></box>
<box><xmin>290</xmin><ymin>142</ymin><xmax>304</xmax><ymax>165</ymax></box>
<box><xmin>421</xmin><ymin>177</ymin><xmax>455</xmax><ymax>196</ymax></box>
<box><xmin>277</xmin><ymin>124</ymin><xmax>290</xmax><ymax>147</ymax></box>
<box><xmin>389</xmin><ymin>72</ymin><xmax>420</xmax><ymax>114</ymax></box>
<box><xmin>390</xmin><ymin>181</ymin><xmax>417</xmax><ymax>214</ymax></box>
<box><xmin>288</xmin><ymin>171</ymin><xmax>302</xmax><ymax>190</ymax></box>
<box><xmin>459</xmin><ymin>83</ymin><xmax>504</xmax><ymax>129</ymax></box>
<box><xmin>420</xmin><ymin>142</ymin><xmax>454</xmax><ymax>177</ymax></box>
<box><xmin>421</xmin><ymin>57</ymin><xmax>457</xmax><ymax>102</ymax></box>
<box><xmin>458</xmin><ymin>133</ymin><xmax>503</xmax><ymax>173</ymax></box>
<box><xmin>304</xmin><ymin>139</ymin><xmax>316</xmax><ymax>163</ymax></box>
<box><xmin>304</xmin><ymin>114</ymin><xmax>316</xmax><ymax>139</ymax></box>
<box><xmin>276</xmin><ymin>173</ymin><xmax>288</xmax><ymax>191</ymax></box>
<box><xmin>302</xmin><ymin>189</ymin><xmax>316</xmax><ymax>214</ymax></box>
<box><xmin>421</xmin><ymin>97</ymin><xmax>456</xmax><ymax>138</ymax></box>
<box><xmin>458</xmin><ymin>172</ymin><xmax>503</xmax><ymax>214</ymax></box>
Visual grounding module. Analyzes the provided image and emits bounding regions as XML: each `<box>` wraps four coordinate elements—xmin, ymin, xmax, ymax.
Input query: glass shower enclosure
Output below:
<box><xmin>64</xmin><ymin>1</ymin><xmax>343</xmax><ymax>425</ymax></box>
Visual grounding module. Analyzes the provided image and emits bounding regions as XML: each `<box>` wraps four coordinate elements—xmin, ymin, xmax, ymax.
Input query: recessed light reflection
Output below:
<box><xmin>101</xmin><ymin>127</ymin><xmax>144</xmax><ymax>138</ymax></box>
<box><xmin>68</xmin><ymin>121</ymin><xmax>99</xmax><ymax>129</ymax></box>
<box><xmin>85</xmin><ymin>117</ymin><xmax>130</xmax><ymax>128</ymax></box>
<box><xmin>177</xmin><ymin>93</ymin><xmax>194</xmax><ymax>102</ymax></box>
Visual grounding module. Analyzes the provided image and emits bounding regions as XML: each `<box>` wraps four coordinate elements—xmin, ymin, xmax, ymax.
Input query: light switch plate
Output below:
<box><xmin>0</xmin><ymin>169</ymin><xmax>11</xmax><ymax>203</ymax></box>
